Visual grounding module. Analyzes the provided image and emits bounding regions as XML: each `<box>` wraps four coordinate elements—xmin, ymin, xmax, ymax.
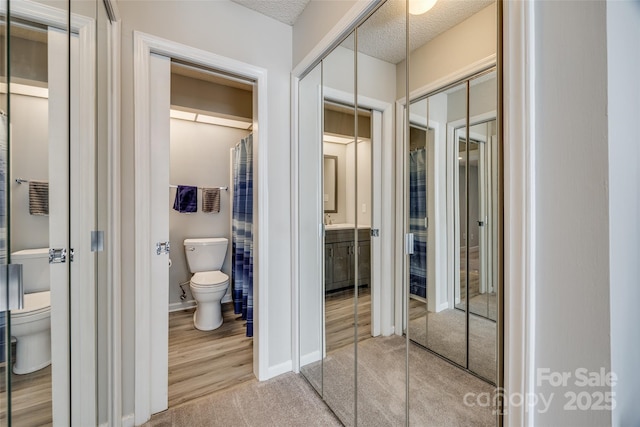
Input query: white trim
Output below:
<box><xmin>503</xmin><ymin>1</ymin><xmax>535</xmax><ymax>426</ymax></box>
<box><xmin>122</xmin><ymin>413</ymin><xmax>135</xmax><ymax>427</ymax></box>
<box><xmin>133</xmin><ymin>31</ymin><xmax>269</xmax><ymax>424</ymax></box>
<box><xmin>107</xmin><ymin>17</ymin><xmax>122</xmax><ymax>427</ymax></box>
<box><xmin>267</xmin><ymin>360</ymin><xmax>294</xmax><ymax>379</ymax></box>
<box><xmin>168</xmin><ymin>300</ymin><xmax>197</xmax><ymax>313</ymax></box>
<box><xmin>290</xmin><ymin>74</ymin><xmax>301</xmax><ymax>373</ymax></box>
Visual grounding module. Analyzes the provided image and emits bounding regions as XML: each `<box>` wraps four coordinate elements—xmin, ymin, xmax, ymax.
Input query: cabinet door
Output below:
<box><xmin>325</xmin><ymin>244</ymin><xmax>334</xmax><ymax>290</ymax></box>
<box><xmin>332</xmin><ymin>241</ymin><xmax>353</xmax><ymax>290</ymax></box>
<box><xmin>358</xmin><ymin>240</ymin><xmax>371</xmax><ymax>286</ymax></box>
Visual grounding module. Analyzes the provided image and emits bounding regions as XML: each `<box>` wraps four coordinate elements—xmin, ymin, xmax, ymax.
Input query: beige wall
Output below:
<box><xmin>398</xmin><ymin>3</ymin><xmax>496</xmax><ymax>96</ymax></box>
<box><xmin>6</xmin><ymin>93</ymin><xmax>49</xmax><ymax>253</ymax></box>
<box><xmin>168</xmin><ymin>119</ymin><xmax>250</xmax><ymax>309</ymax></box>
<box><xmin>118</xmin><ymin>0</ymin><xmax>292</xmax><ymax>417</ymax></box>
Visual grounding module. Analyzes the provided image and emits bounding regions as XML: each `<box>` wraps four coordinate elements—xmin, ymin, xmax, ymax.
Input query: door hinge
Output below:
<box><xmin>49</xmin><ymin>248</ymin><xmax>67</xmax><ymax>264</ymax></box>
<box><xmin>370</xmin><ymin>228</ymin><xmax>380</xmax><ymax>237</ymax></box>
<box><xmin>156</xmin><ymin>241</ymin><xmax>171</xmax><ymax>255</ymax></box>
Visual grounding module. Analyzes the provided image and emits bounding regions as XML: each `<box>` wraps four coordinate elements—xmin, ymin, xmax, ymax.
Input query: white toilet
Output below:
<box><xmin>10</xmin><ymin>248</ymin><xmax>51</xmax><ymax>375</ymax></box>
<box><xmin>184</xmin><ymin>238</ymin><xmax>230</xmax><ymax>331</ymax></box>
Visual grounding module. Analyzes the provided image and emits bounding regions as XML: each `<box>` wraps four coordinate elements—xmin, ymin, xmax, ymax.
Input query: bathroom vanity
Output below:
<box><xmin>324</xmin><ymin>226</ymin><xmax>370</xmax><ymax>293</ymax></box>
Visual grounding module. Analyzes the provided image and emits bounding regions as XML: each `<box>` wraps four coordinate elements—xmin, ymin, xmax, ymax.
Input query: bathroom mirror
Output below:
<box><xmin>323</xmin><ymin>155</ymin><xmax>337</xmax><ymax>213</ymax></box>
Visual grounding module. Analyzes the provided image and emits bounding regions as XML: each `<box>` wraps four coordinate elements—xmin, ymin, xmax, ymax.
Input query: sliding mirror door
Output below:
<box><xmin>321</xmin><ymin>31</ymin><xmax>357</xmax><ymax>426</ymax></box>
<box><xmin>298</xmin><ymin>61</ymin><xmax>323</xmax><ymax>394</ymax></box>
<box><xmin>355</xmin><ymin>0</ymin><xmax>406</xmax><ymax>425</ymax></box>
<box><xmin>467</xmin><ymin>70</ymin><xmax>497</xmax><ymax>383</ymax></box>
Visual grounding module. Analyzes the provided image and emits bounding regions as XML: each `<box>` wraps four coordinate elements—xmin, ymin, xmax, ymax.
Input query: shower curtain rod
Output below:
<box><xmin>169</xmin><ymin>184</ymin><xmax>228</xmax><ymax>191</ymax></box>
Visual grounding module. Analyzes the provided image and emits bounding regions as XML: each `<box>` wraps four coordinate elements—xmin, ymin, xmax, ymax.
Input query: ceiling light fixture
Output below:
<box><xmin>409</xmin><ymin>0</ymin><xmax>438</xmax><ymax>15</ymax></box>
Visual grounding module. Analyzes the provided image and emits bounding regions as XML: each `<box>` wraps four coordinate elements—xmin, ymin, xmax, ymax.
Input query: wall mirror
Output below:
<box><xmin>323</xmin><ymin>155</ymin><xmax>337</xmax><ymax>213</ymax></box>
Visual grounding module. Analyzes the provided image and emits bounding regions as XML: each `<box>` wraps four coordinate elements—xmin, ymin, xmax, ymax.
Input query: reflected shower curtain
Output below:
<box><xmin>232</xmin><ymin>134</ymin><xmax>254</xmax><ymax>337</ymax></box>
<box><xmin>409</xmin><ymin>148</ymin><xmax>427</xmax><ymax>298</ymax></box>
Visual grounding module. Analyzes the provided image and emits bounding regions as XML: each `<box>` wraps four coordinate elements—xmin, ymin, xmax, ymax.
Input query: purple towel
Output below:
<box><xmin>173</xmin><ymin>185</ymin><xmax>197</xmax><ymax>213</ymax></box>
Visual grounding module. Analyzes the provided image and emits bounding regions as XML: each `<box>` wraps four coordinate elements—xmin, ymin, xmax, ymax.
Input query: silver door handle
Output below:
<box><xmin>49</xmin><ymin>248</ymin><xmax>67</xmax><ymax>264</ymax></box>
<box><xmin>405</xmin><ymin>233</ymin><xmax>414</xmax><ymax>255</ymax></box>
<box><xmin>0</xmin><ymin>264</ymin><xmax>24</xmax><ymax>311</ymax></box>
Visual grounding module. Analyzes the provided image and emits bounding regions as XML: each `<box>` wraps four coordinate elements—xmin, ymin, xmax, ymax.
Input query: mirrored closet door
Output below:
<box><xmin>298</xmin><ymin>0</ymin><xmax>501</xmax><ymax>425</ymax></box>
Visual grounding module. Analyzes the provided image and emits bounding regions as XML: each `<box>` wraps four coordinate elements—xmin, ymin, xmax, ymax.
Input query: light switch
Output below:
<box><xmin>362</xmin><ymin>203</ymin><xmax>366</xmax><ymax>213</ymax></box>
<box><xmin>324</xmin><ymin>194</ymin><xmax>329</xmax><ymax>202</ymax></box>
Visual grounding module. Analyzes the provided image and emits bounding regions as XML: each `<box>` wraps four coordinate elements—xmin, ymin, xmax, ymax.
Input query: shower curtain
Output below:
<box><xmin>409</xmin><ymin>148</ymin><xmax>427</xmax><ymax>298</ymax></box>
<box><xmin>232</xmin><ymin>134</ymin><xmax>254</xmax><ymax>337</ymax></box>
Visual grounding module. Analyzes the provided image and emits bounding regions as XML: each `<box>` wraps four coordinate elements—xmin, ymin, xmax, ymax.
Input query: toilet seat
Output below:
<box><xmin>191</xmin><ymin>271</ymin><xmax>229</xmax><ymax>287</ymax></box>
<box><xmin>12</xmin><ymin>291</ymin><xmax>51</xmax><ymax>320</ymax></box>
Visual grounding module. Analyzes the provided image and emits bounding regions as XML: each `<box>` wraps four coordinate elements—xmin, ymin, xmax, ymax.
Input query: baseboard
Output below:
<box><xmin>300</xmin><ymin>350</ymin><xmax>321</xmax><ymax>367</ymax></box>
<box><xmin>168</xmin><ymin>300</ymin><xmax>196</xmax><ymax>313</ymax></box>
<box><xmin>123</xmin><ymin>413</ymin><xmax>135</xmax><ymax>427</ymax></box>
<box><xmin>436</xmin><ymin>301</ymin><xmax>449</xmax><ymax>312</ymax></box>
<box><xmin>266</xmin><ymin>360</ymin><xmax>293</xmax><ymax>380</ymax></box>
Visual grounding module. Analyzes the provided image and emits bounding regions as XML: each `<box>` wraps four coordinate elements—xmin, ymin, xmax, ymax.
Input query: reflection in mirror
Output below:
<box><xmin>298</xmin><ymin>61</ymin><xmax>324</xmax><ymax>396</ymax></box>
<box><xmin>354</xmin><ymin>0</ymin><xmax>406</xmax><ymax>425</ymax></box>
<box><xmin>323</xmin><ymin>155</ymin><xmax>337</xmax><ymax>213</ymax></box>
<box><xmin>321</xmin><ymin>30</ymin><xmax>356</xmax><ymax>427</ymax></box>
<box><xmin>468</xmin><ymin>70</ymin><xmax>497</xmax><ymax>383</ymax></box>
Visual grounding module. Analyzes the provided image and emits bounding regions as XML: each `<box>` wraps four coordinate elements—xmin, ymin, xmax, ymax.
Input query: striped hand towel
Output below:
<box><xmin>202</xmin><ymin>188</ymin><xmax>220</xmax><ymax>213</ymax></box>
<box><xmin>29</xmin><ymin>180</ymin><xmax>49</xmax><ymax>215</ymax></box>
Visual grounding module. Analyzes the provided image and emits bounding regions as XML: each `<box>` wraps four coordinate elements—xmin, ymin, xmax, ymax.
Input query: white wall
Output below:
<box><xmin>532</xmin><ymin>1</ymin><xmax>611</xmax><ymax>424</ymax></box>
<box><xmin>168</xmin><ymin>119</ymin><xmax>250</xmax><ymax>309</ymax></box>
<box><xmin>292</xmin><ymin>0</ymin><xmax>365</xmax><ymax>69</ymax></box>
<box><xmin>118</xmin><ymin>0</ymin><xmax>292</xmax><ymax>416</ymax></box>
<box><xmin>7</xmin><ymin>93</ymin><xmax>49</xmax><ymax>252</ymax></box>
<box><xmin>607</xmin><ymin>1</ymin><xmax>640</xmax><ymax>425</ymax></box>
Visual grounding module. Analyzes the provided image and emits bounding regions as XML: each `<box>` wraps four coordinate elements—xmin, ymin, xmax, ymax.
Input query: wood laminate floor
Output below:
<box><xmin>168</xmin><ymin>302</ymin><xmax>254</xmax><ymax>408</ymax></box>
<box><xmin>325</xmin><ymin>286</ymin><xmax>371</xmax><ymax>353</ymax></box>
<box><xmin>0</xmin><ymin>343</ymin><xmax>52</xmax><ymax>426</ymax></box>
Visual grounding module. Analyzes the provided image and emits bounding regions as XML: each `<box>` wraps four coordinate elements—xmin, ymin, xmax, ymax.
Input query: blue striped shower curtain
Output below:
<box><xmin>409</xmin><ymin>148</ymin><xmax>427</xmax><ymax>298</ymax></box>
<box><xmin>232</xmin><ymin>134</ymin><xmax>254</xmax><ymax>337</ymax></box>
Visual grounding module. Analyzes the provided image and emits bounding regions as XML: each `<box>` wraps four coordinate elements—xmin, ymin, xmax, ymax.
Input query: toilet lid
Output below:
<box><xmin>12</xmin><ymin>291</ymin><xmax>50</xmax><ymax>315</ymax></box>
<box><xmin>191</xmin><ymin>271</ymin><xmax>229</xmax><ymax>286</ymax></box>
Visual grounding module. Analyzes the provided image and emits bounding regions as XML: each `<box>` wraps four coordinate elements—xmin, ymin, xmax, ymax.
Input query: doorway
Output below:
<box><xmin>166</xmin><ymin>61</ymin><xmax>255</xmax><ymax>407</ymax></box>
<box><xmin>133</xmin><ymin>33</ymin><xmax>269</xmax><ymax>424</ymax></box>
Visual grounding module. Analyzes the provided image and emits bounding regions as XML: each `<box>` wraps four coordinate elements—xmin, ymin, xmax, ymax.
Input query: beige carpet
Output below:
<box><xmin>409</xmin><ymin>308</ymin><xmax>496</xmax><ymax>382</ymax></box>
<box><xmin>301</xmin><ymin>336</ymin><xmax>496</xmax><ymax>426</ymax></box>
<box><xmin>143</xmin><ymin>372</ymin><xmax>341</xmax><ymax>427</ymax></box>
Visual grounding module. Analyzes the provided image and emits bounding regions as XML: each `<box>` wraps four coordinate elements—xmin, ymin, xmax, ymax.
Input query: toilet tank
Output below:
<box><xmin>184</xmin><ymin>238</ymin><xmax>228</xmax><ymax>273</ymax></box>
<box><xmin>11</xmin><ymin>248</ymin><xmax>50</xmax><ymax>294</ymax></box>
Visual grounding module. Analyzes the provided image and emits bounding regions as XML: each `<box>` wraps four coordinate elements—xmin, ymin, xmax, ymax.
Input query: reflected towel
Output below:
<box><xmin>173</xmin><ymin>185</ymin><xmax>197</xmax><ymax>213</ymax></box>
<box><xmin>202</xmin><ymin>187</ymin><xmax>220</xmax><ymax>213</ymax></box>
<box><xmin>29</xmin><ymin>181</ymin><xmax>49</xmax><ymax>215</ymax></box>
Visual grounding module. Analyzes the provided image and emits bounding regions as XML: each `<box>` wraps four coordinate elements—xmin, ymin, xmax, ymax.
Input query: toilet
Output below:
<box><xmin>10</xmin><ymin>248</ymin><xmax>51</xmax><ymax>375</ymax></box>
<box><xmin>184</xmin><ymin>238</ymin><xmax>230</xmax><ymax>331</ymax></box>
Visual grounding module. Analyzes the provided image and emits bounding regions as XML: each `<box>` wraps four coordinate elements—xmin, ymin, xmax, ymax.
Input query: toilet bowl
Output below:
<box><xmin>190</xmin><ymin>271</ymin><xmax>229</xmax><ymax>331</ymax></box>
<box><xmin>11</xmin><ymin>291</ymin><xmax>51</xmax><ymax>374</ymax></box>
<box><xmin>10</xmin><ymin>248</ymin><xmax>51</xmax><ymax>375</ymax></box>
<box><xmin>184</xmin><ymin>238</ymin><xmax>230</xmax><ymax>331</ymax></box>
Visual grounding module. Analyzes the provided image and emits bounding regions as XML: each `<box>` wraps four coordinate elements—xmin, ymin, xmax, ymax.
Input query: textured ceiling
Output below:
<box><xmin>231</xmin><ymin>0</ymin><xmax>494</xmax><ymax>64</ymax></box>
<box><xmin>352</xmin><ymin>0</ymin><xmax>494</xmax><ymax>64</ymax></box>
<box><xmin>231</xmin><ymin>0</ymin><xmax>311</xmax><ymax>25</ymax></box>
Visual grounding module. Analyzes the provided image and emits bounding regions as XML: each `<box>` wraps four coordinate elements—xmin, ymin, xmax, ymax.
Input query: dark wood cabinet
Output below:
<box><xmin>325</xmin><ymin>228</ymin><xmax>371</xmax><ymax>293</ymax></box>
